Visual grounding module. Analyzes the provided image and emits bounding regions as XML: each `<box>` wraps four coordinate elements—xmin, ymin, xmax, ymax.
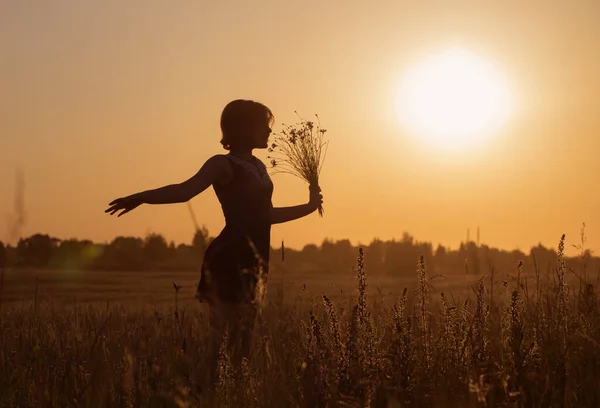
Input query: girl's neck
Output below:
<box><xmin>229</xmin><ymin>149</ymin><xmax>254</xmax><ymax>161</ymax></box>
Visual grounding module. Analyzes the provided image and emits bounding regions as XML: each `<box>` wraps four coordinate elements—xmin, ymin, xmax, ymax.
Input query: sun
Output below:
<box><xmin>396</xmin><ymin>48</ymin><xmax>514</xmax><ymax>150</ymax></box>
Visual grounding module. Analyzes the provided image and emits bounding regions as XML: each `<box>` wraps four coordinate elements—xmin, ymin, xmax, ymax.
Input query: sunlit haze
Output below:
<box><xmin>2</xmin><ymin>1</ymin><xmax>600</xmax><ymax>255</ymax></box>
<box><xmin>396</xmin><ymin>48</ymin><xmax>513</xmax><ymax>150</ymax></box>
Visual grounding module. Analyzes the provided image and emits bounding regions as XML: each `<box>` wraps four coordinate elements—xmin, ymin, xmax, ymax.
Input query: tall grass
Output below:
<box><xmin>1</xmin><ymin>235</ymin><xmax>599</xmax><ymax>407</ymax></box>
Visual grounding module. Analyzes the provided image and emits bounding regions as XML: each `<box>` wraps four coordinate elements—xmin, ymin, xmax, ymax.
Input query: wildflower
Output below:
<box><xmin>268</xmin><ymin>112</ymin><xmax>329</xmax><ymax>216</ymax></box>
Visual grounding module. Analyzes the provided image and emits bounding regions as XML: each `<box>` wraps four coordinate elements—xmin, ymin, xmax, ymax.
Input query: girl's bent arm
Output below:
<box><xmin>270</xmin><ymin>204</ymin><xmax>317</xmax><ymax>225</ymax></box>
<box><xmin>270</xmin><ymin>185</ymin><xmax>323</xmax><ymax>224</ymax></box>
<box><xmin>141</xmin><ymin>155</ymin><xmax>232</xmax><ymax>205</ymax></box>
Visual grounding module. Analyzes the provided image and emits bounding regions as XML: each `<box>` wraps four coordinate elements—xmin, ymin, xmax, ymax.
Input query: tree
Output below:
<box><xmin>52</xmin><ymin>239</ymin><xmax>96</xmax><ymax>269</ymax></box>
<box><xmin>170</xmin><ymin>243</ymin><xmax>195</xmax><ymax>270</ymax></box>
<box><xmin>320</xmin><ymin>238</ymin><xmax>336</xmax><ymax>272</ymax></box>
<box><xmin>0</xmin><ymin>240</ymin><xmax>6</xmax><ymax>269</ymax></box>
<box><xmin>101</xmin><ymin>236</ymin><xmax>145</xmax><ymax>270</ymax></box>
<box><xmin>301</xmin><ymin>243</ymin><xmax>319</xmax><ymax>259</ymax></box>
<box><xmin>144</xmin><ymin>233</ymin><xmax>170</xmax><ymax>266</ymax></box>
<box><xmin>367</xmin><ymin>238</ymin><xmax>386</xmax><ymax>275</ymax></box>
<box><xmin>319</xmin><ymin>239</ymin><xmax>355</xmax><ymax>273</ymax></box>
<box><xmin>529</xmin><ymin>244</ymin><xmax>556</xmax><ymax>273</ymax></box>
<box><xmin>332</xmin><ymin>239</ymin><xmax>355</xmax><ymax>273</ymax></box>
<box><xmin>192</xmin><ymin>227</ymin><xmax>210</xmax><ymax>259</ymax></box>
<box><xmin>465</xmin><ymin>241</ymin><xmax>482</xmax><ymax>275</ymax></box>
<box><xmin>16</xmin><ymin>234</ymin><xmax>59</xmax><ymax>267</ymax></box>
<box><xmin>434</xmin><ymin>244</ymin><xmax>447</xmax><ymax>260</ymax></box>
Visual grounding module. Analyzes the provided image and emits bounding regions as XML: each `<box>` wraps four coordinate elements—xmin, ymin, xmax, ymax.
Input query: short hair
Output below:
<box><xmin>220</xmin><ymin>99</ymin><xmax>274</xmax><ymax>150</ymax></box>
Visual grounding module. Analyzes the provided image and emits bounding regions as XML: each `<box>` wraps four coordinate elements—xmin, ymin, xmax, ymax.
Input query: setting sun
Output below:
<box><xmin>397</xmin><ymin>48</ymin><xmax>514</xmax><ymax>150</ymax></box>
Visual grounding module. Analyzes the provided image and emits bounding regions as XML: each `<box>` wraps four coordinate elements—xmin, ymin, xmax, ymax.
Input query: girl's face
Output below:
<box><xmin>252</xmin><ymin>121</ymin><xmax>272</xmax><ymax>149</ymax></box>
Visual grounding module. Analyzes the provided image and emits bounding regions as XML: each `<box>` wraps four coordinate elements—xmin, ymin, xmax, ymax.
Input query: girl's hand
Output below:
<box><xmin>308</xmin><ymin>184</ymin><xmax>323</xmax><ymax>212</ymax></box>
<box><xmin>105</xmin><ymin>193</ymin><xmax>145</xmax><ymax>217</ymax></box>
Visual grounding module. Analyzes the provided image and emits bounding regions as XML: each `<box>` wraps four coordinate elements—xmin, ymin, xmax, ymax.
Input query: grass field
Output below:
<box><xmin>1</xmin><ymin>243</ymin><xmax>599</xmax><ymax>407</ymax></box>
<box><xmin>0</xmin><ymin>264</ymin><xmax>488</xmax><ymax>307</ymax></box>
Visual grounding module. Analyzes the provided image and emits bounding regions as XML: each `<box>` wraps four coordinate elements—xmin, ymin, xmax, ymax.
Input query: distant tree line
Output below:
<box><xmin>0</xmin><ymin>230</ymin><xmax>597</xmax><ymax>277</ymax></box>
<box><xmin>0</xmin><ymin>228</ymin><xmax>210</xmax><ymax>272</ymax></box>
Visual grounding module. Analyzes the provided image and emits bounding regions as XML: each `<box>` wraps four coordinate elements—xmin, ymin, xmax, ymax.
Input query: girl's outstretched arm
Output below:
<box><xmin>270</xmin><ymin>185</ymin><xmax>322</xmax><ymax>225</ymax></box>
<box><xmin>105</xmin><ymin>155</ymin><xmax>232</xmax><ymax>217</ymax></box>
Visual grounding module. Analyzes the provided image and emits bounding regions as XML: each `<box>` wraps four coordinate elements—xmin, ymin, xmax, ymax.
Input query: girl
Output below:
<box><xmin>105</xmin><ymin>99</ymin><xmax>323</xmax><ymax>366</ymax></box>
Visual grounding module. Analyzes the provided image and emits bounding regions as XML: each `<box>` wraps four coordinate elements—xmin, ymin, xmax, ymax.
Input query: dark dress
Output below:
<box><xmin>195</xmin><ymin>154</ymin><xmax>273</xmax><ymax>304</ymax></box>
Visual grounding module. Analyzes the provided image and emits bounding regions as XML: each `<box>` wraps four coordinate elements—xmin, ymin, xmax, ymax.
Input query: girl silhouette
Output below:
<box><xmin>105</xmin><ymin>99</ymin><xmax>323</xmax><ymax>366</ymax></box>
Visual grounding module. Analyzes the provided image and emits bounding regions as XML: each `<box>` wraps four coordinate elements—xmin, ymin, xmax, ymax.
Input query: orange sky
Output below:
<box><xmin>2</xmin><ymin>1</ymin><xmax>600</xmax><ymax>255</ymax></box>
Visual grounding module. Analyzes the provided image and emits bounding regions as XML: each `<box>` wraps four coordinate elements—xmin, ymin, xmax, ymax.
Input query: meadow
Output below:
<box><xmin>1</xmin><ymin>236</ymin><xmax>599</xmax><ymax>407</ymax></box>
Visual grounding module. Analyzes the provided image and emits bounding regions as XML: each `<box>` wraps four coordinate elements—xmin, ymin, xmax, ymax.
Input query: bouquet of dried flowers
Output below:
<box><xmin>267</xmin><ymin>112</ymin><xmax>328</xmax><ymax>216</ymax></box>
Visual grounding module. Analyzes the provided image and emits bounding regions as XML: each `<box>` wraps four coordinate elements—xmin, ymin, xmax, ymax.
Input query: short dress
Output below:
<box><xmin>195</xmin><ymin>154</ymin><xmax>274</xmax><ymax>304</ymax></box>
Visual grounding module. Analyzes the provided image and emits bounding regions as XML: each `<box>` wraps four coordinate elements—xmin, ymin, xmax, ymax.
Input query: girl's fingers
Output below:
<box><xmin>106</xmin><ymin>205</ymin><xmax>119</xmax><ymax>213</ymax></box>
<box><xmin>108</xmin><ymin>205</ymin><xmax>125</xmax><ymax>215</ymax></box>
<box><xmin>108</xmin><ymin>198</ymin><xmax>122</xmax><ymax>206</ymax></box>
